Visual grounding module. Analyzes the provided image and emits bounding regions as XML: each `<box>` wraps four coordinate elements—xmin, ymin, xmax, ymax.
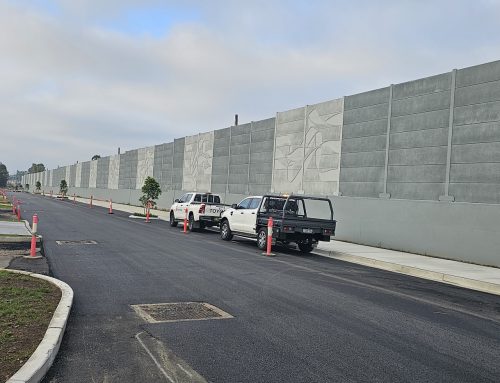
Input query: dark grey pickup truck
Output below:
<box><xmin>220</xmin><ymin>194</ymin><xmax>336</xmax><ymax>253</ymax></box>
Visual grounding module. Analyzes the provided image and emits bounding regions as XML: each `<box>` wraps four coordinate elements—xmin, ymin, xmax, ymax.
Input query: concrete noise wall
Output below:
<box><xmin>23</xmin><ymin>59</ymin><xmax>500</xmax><ymax>266</ymax></box>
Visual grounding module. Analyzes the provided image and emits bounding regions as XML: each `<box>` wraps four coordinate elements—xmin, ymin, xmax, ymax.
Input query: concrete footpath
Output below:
<box><xmin>43</xmin><ymin>194</ymin><xmax>500</xmax><ymax>296</ymax></box>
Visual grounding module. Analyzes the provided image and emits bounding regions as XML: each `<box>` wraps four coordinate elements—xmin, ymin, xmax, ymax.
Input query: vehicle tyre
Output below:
<box><xmin>298</xmin><ymin>241</ymin><xmax>314</xmax><ymax>253</ymax></box>
<box><xmin>169</xmin><ymin>212</ymin><xmax>178</xmax><ymax>227</ymax></box>
<box><xmin>257</xmin><ymin>228</ymin><xmax>268</xmax><ymax>250</ymax></box>
<box><xmin>188</xmin><ymin>214</ymin><xmax>196</xmax><ymax>232</ymax></box>
<box><xmin>220</xmin><ymin>220</ymin><xmax>233</xmax><ymax>241</ymax></box>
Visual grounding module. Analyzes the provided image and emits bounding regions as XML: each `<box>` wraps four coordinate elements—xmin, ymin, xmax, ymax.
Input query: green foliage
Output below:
<box><xmin>28</xmin><ymin>163</ymin><xmax>45</xmax><ymax>173</ymax></box>
<box><xmin>0</xmin><ymin>163</ymin><xmax>7</xmax><ymax>187</ymax></box>
<box><xmin>35</xmin><ymin>181</ymin><xmax>41</xmax><ymax>191</ymax></box>
<box><xmin>59</xmin><ymin>179</ymin><xmax>68</xmax><ymax>196</ymax></box>
<box><xmin>91</xmin><ymin>155</ymin><xmax>101</xmax><ymax>160</ymax></box>
<box><xmin>25</xmin><ymin>184</ymin><xmax>29</xmax><ymax>190</ymax></box>
<box><xmin>139</xmin><ymin>176</ymin><xmax>162</xmax><ymax>210</ymax></box>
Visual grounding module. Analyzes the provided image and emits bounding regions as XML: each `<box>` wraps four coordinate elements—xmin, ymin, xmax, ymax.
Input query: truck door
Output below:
<box><xmin>231</xmin><ymin>197</ymin><xmax>252</xmax><ymax>232</ymax></box>
<box><xmin>175</xmin><ymin>193</ymin><xmax>193</xmax><ymax>219</ymax></box>
<box><xmin>241</xmin><ymin>197</ymin><xmax>262</xmax><ymax>234</ymax></box>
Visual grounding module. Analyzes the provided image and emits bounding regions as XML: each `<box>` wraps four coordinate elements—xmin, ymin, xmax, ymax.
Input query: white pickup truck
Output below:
<box><xmin>169</xmin><ymin>192</ymin><xmax>227</xmax><ymax>231</ymax></box>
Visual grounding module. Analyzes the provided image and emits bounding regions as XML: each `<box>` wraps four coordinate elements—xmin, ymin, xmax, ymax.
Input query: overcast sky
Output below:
<box><xmin>1</xmin><ymin>0</ymin><xmax>500</xmax><ymax>173</ymax></box>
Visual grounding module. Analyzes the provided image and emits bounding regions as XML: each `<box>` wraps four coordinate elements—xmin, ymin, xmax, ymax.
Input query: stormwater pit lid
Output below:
<box><xmin>131</xmin><ymin>302</ymin><xmax>233</xmax><ymax>323</ymax></box>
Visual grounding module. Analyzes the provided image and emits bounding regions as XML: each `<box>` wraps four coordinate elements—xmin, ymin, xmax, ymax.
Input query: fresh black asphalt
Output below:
<box><xmin>14</xmin><ymin>193</ymin><xmax>500</xmax><ymax>382</ymax></box>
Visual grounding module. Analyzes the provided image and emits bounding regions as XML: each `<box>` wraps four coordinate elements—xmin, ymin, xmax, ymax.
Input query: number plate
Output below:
<box><xmin>302</xmin><ymin>228</ymin><xmax>313</xmax><ymax>234</ymax></box>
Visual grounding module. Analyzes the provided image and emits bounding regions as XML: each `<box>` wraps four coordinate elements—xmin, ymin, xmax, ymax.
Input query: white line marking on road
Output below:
<box><xmin>177</xmin><ymin>363</ymin><xmax>193</xmax><ymax>377</ymax></box>
<box><xmin>135</xmin><ymin>332</ymin><xmax>175</xmax><ymax>383</ymax></box>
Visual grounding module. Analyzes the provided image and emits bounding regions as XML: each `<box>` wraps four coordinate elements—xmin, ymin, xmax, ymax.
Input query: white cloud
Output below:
<box><xmin>1</xmin><ymin>0</ymin><xmax>500</xmax><ymax>173</ymax></box>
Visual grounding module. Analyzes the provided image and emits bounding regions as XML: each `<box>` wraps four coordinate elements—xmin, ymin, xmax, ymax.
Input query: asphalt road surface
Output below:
<box><xmin>15</xmin><ymin>193</ymin><xmax>500</xmax><ymax>383</ymax></box>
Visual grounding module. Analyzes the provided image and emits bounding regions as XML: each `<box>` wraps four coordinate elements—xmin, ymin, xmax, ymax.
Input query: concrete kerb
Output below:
<box><xmin>314</xmin><ymin>249</ymin><xmax>500</xmax><ymax>296</ymax></box>
<box><xmin>5</xmin><ymin>270</ymin><xmax>74</xmax><ymax>383</ymax></box>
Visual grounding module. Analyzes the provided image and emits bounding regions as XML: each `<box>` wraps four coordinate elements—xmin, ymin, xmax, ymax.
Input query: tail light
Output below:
<box><xmin>199</xmin><ymin>204</ymin><xmax>206</xmax><ymax>214</ymax></box>
<box><xmin>283</xmin><ymin>225</ymin><xmax>294</xmax><ymax>232</ymax></box>
<box><xmin>323</xmin><ymin>229</ymin><xmax>332</xmax><ymax>235</ymax></box>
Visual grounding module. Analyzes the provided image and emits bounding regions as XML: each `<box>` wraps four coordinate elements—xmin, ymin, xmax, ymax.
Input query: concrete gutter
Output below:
<box><xmin>6</xmin><ymin>270</ymin><xmax>73</xmax><ymax>383</ymax></box>
<box><xmin>314</xmin><ymin>249</ymin><xmax>500</xmax><ymax>296</ymax></box>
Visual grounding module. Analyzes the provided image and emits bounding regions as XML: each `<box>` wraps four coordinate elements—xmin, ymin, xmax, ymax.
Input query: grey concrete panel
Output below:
<box><xmin>69</xmin><ymin>165</ymin><xmax>76</xmax><ymax>187</ymax></box>
<box><xmin>332</xmin><ymin>196</ymin><xmax>500</xmax><ymax>267</ymax></box>
<box><xmin>211</xmin><ymin>174</ymin><xmax>228</xmax><ymax>185</ymax></box>
<box><xmin>390</xmin><ymin>128</ymin><xmax>449</xmax><ymax>149</ymax></box>
<box><xmin>340</xmin><ymin>151</ymin><xmax>386</xmax><ymax>168</ymax></box>
<box><xmin>251</xmin><ymin>117</ymin><xmax>275</xmax><ymax>132</ymax></box>
<box><xmin>276</xmin><ymin>120</ymin><xmax>305</xmax><ymax>135</ymax></box>
<box><xmin>391</xmin><ymin>91</ymin><xmax>450</xmax><ymax>117</ymax></box>
<box><xmin>452</xmin><ymin>121</ymin><xmax>500</xmax><ymax>144</ymax></box>
<box><xmin>231</xmin><ymin>123</ymin><xmax>252</xmax><ymax>136</ymax></box>
<box><xmin>172</xmin><ymin>138</ymin><xmax>185</xmax><ymax>190</ymax></box>
<box><xmin>344</xmin><ymin>87</ymin><xmax>390</xmax><ymax>110</ymax></box>
<box><xmin>341</xmin><ymin>135</ymin><xmax>387</xmax><ymax>153</ymax></box>
<box><xmin>455</xmin><ymin>79</ymin><xmax>500</xmax><ymax>107</ymax></box>
<box><xmin>454</xmin><ymin>100</ymin><xmax>500</xmax><ymax>125</ymax></box>
<box><xmin>249</xmin><ymin>184</ymin><xmax>271</xmax><ymax>195</ymax></box>
<box><xmin>250</xmin><ymin>129</ymin><xmax>275</xmax><ymax>142</ymax></box>
<box><xmin>229</xmin><ymin>164</ymin><xmax>249</xmax><ymax>175</ymax></box>
<box><xmin>391</xmin><ymin>109</ymin><xmax>450</xmax><ymax>133</ymax></box>
<box><xmin>153</xmin><ymin>143</ymin><xmax>173</xmax><ymax>190</ymax></box>
<box><xmin>249</xmin><ymin>173</ymin><xmax>272</xmax><ymax>185</ymax></box>
<box><xmin>340</xmin><ymin>167</ymin><xmax>385</xmax><ymax>182</ymax></box>
<box><xmin>388</xmin><ymin>147</ymin><xmax>448</xmax><ymax>166</ymax></box>
<box><xmin>388</xmin><ymin>165</ymin><xmax>446</xmax><ymax>183</ymax></box>
<box><xmin>387</xmin><ymin>182</ymin><xmax>444</xmax><ymax>201</ymax></box>
<box><xmin>451</xmin><ymin>142</ymin><xmax>500</xmax><ymax>163</ymax></box>
<box><xmin>228</xmin><ymin>183</ymin><xmax>247</xmax><ymax>194</ymax></box>
<box><xmin>214</xmin><ymin>127</ymin><xmax>230</xmax><ymax>139</ymax></box>
<box><xmin>213</xmin><ymin>146</ymin><xmax>229</xmax><ymax>157</ymax></box>
<box><xmin>230</xmin><ymin>133</ymin><xmax>250</xmax><ymax>145</ymax></box>
<box><xmin>211</xmin><ymin>157</ymin><xmax>229</xmax><ymax>173</ymax></box>
<box><xmin>249</xmin><ymin>140</ymin><xmax>274</xmax><ymax>153</ymax></box>
<box><xmin>343</xmin><ymin>104</ymin><xmax>388</xmax><ymax>124</ymax></box>
<box><xmin>96</xmin><ymin>157</ymin><xmax>110</xmax><ymax>189</ymax></box>
<box><xmin>456</xmin><ymin>60</ymin><xmax>500</xmax><ymax>88</ymax></box>
<box><xmin>229</xmin><ymin>153</ymin><xmax>250</xmax><ymax>165</ymax></box>
<box><xmin>80</xmin><ymin>162</ymin><xmax>90</xmax><ymax>188</ymax></box>
<box><xmin>211</xmin><ymin>183</ymin><xmax>226</xmax><ymax>193</ymax></box>
<box><xmin>182</xmin><ymin>132</ymin><xmax>214</xmax><ymax>191</ymax></box>
<box><xmin>342</xmin><ymin>119</ymin><xmax>387</xmax><ymax>139</ymax></box>
<box><xmin>230</xmin><ymin>143</ymin><xmax>250</xmax><ymax>155</ymax></box>
<box><xmin>250</xmin><ymin>151</ymin><xmax>274</xmax><ymax>163</ymax></box>
<box><xmin>393</xmin><ymin>73</ymin><xmax>451</xmax><ymax>100</ymax></box>
<box><xmin>338</xmin><ymin>181</ymin><xmax>384</xmax><ymax>198</ymax></box>
<box><xmin>450</xmin><ymin>163</ymin><xmax>500</xmax><ymax>183</ymax></box>
<box><xmin>449</xmin><ymin>183</ymin><xmax>500</xmax><ymax>204</ymax></box>
<box><xmin>276</xmin><ymin>107</ymin><xmax>305</xmax><ymax>124</ymax></box>
<box><xmin>118</xmin><ymin>150</ymin><xmax>138</xmax><ymax>190</ymax></box>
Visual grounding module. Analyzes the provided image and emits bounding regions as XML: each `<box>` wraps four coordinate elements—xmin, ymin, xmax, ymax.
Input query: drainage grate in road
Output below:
<box><xmin>56</xmin><ymin>240</ymin><xmax>98</xmax><ymax>245</ymax></box>
<box><xmin>131</xmin><ymin>302</ymin><xmax>233</xmax><ymax>323</ymax></box>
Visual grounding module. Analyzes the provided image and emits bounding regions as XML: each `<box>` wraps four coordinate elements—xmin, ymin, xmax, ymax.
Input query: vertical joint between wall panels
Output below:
<box><xmin>299</xmin><ymin>105</ymin><xmax>308</xmax><ymax>194</ymax></box>
<box><xmin>247</xmin><ymin>122</ymin><xmax>253</xmax><ymax>194</ymax></box>
<box><xmin>440</xmin><ymin>69</ymin><xmax>457</xmax><ymax>202</ymax></box>
<box><xmin>379</xmin><ymin>85</ymin><xmax>393</xmax><ymax>199</ymax></box>
<box><xmin>226</xmin><ymin>126</ymin><xmax>232</xmax><ymax>195</ymax></box>
<box><xmin>270</xmin><ymin>113</ymin><xmax>278</xmax><ymax>193</ymax></box>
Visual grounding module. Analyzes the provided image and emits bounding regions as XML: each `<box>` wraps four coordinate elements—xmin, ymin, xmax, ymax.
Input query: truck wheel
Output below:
<box><xmin>257</xmin><ymin>228</ymin><xmax>268</xmax><ymax>250</ymax></box>
<box><xmin>298</xmin><ymin>242</ymin><xmax>314</xmax><ymax>253</ymax></box>
<box><xmin>188</xmin><ymin>214</ymin><xmax>196</xmax><ymax>232</ymax></box>
<box><xmin>220</xmin><ymin>220</ymin><xmax>233</xmax><ymax>241</ymax></box>
<box><xmin>169</xmin><ymin>212</ymin><xmax>178</xmax><ymax>227</ymax></box>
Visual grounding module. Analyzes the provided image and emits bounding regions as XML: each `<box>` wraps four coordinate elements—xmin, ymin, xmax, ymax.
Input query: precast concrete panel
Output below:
<box><xmin>118</xmin><ymin>150</ymin><xmax>138</xmax><ymax>190</ymax></box>
<box><xmin>226</xmin><ymin>124</ymin><xmax>250</xmax><ymax>194</ymax></box>
<box><xmin>89</xmin><ymin>160</ymin><xmax>98</xmax><ymax>188</ymax></box>
<box><xmin>172</xmin><ymin>138</ymin><xmax>185</xmax><ymax>191</ymax></box>
<box><xmin>153</xmin><ymin>143</ymin><xmax>174</xmax><ymax>190</ymax></box>
<box><xmin>48</xmin><ymin>170</ymin><xmax>53</xmax><ymax>187</ymax></box>
<box><xmin>80</xmin><ymin>162</ymin><xmax>90</xmax><ymax>188</ymax></box>
<box><xmin>108</xmin><ymin>154</ymin><xmax>120</xmax><ymax>189</ymax></box>
<box><xmin>69</xmin><ymin>165</ymin><xmax>76</xmax><ymax>187</ymax></box>
<box><xmin>340</xmin><ymin>88</ymin><xmax>389</xmax><ymax>197</ymax></box>
<box><xmin>211</xmin><ymin>128</ymin><xmax>231</xmax><ymax>194</ymax></box>
<box><xmin>249</xmin><ymin>118</ymin><xmax>275</xmax><ymax>194</ymax></box>
<box><xmin>96</xmin><ymin>157</ymin><xmax>110</xmax><ymax>189</ymax></box>
<box><xmin>136</xmin><ymin>146</ymin><xmax>155</xmax><ymax>189</ymax></box>
<box><xmin>182</xmin><ymin>132</ymin><xmax>214</xmax><ymax>192</ymax></box>
<box><xmin>65</xmin><ymin>166</ymin><xmax>71</xmax><ymax>185</ymax></box>
<box><xmin>450</xmin><ymin>60</ymin><xmax>500</xmax><ymax>203</ymax></box>
<box><xmin>75</xmin><ymin>163</ymin><xmax>82</xmax><ymax>187</ymax></box>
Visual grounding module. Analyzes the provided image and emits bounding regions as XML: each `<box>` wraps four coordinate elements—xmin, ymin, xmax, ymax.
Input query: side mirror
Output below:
<box><xmin>231</xmin><ymin>203</ymin><xmax>238</xmax><ymax>209</ymax></box>
<box><xmin>174</xmin><ymin>199</ymin><xmax>179</xmax><ymax>203</ymax></box>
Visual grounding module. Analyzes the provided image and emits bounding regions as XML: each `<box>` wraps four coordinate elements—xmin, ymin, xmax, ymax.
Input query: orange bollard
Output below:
<box><xmin>17</xmin><ymin>203</ymin><xmax>21</xmax><ymax>221</ymax></box>
<box><xmin>183</xmin><ymin>207</ymin><xmax>188</xmax><ymax>233</ymax></box>
<box><xmin>73</xmin><ymin>193</ymin><xmax>76</xmax><ymax>203</ymax></box>
<box><xmin>108</xmin><ymin>199</ymin><xmax>113</xmax><ymax>214</ymax></box>
<box><xmin>30</xmin><ymin>215</ymin><xmax>38</xmax><ymax>257</ymax></box>
<box><xmin>266</xmin><ymin>216</ymin><xmax>273</xmax><ymax>256</ymax></box>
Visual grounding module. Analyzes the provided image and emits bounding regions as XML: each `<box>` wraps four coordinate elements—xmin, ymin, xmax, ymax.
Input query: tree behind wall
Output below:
<box><xmin>60</xmin><ymin>180</ymin><xmax>68</xmax><ymax>196</ymax></box>
<box><xmin>0</xmin><ymin>163</ymin><xmax>8</xmax><ymax>187</ymax></box>
<box><xmin>28</xmin><ymin>163</ymin><xmax>45</xmax><ymax>173</ymax></box>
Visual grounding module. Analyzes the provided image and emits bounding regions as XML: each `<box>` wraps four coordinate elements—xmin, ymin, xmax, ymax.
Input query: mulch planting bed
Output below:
<box><xmin>0</xmin><ymin>270</ymin><xmax>61</xmax><ymax>381</ymax></box>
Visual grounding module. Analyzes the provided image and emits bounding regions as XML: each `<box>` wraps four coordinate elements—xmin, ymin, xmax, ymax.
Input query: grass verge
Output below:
<box><xmin>0</xmin><ymin>271</ymin><xmax>61</xmax><ymax>381</ymax></box>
